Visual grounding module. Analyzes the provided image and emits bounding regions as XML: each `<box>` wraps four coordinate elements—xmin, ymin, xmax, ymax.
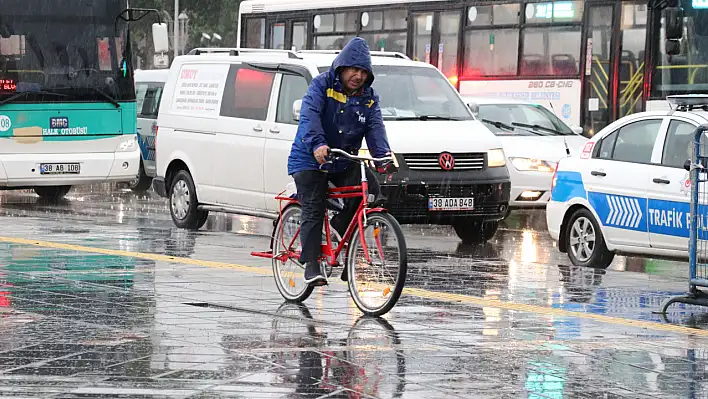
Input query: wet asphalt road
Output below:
<box><xmin>0</xmin><ymin>184</ymin><xmax>707</xmax><ymax>398</ymax></box>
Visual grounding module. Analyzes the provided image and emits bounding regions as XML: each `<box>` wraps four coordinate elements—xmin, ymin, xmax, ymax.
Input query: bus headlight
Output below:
<box><xmin>117</xmin><ymin>135</ymin><xmax>138</xmax><ymax>152</ymax></box>
<box><xmin>487</xmin><ymin>148</ymin><xmax>506</xmax><ymax>167</ymax></box>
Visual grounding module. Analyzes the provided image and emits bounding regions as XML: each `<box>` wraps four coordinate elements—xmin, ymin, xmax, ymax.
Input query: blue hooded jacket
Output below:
<box><xmin>287</xmin><ymin>37</ymin><xmax>391</xmax><ymax>175</ymax></box>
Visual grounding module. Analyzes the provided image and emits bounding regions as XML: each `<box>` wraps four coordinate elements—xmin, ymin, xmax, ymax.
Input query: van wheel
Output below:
<box><xmin>169</xmin><ymin>170</ymin><xmax>207</xmax><ymax>230</ymax></box>
<box><xmin>564</xmin><ymin>208</ymin><xmax>614</xmax><ymax>269</ymax></box>
<box><xmin>34</xmin><ymin>186</ymin><xmax>71</xmax><ymax>200</ymax></box>
<box><xmin>453</xmin><ymin>220</ymin><xmax>499</xmax><ymax>244</ymax></box>
<box><xmin>128</xmin><ymin>161</ymin><xmax>153</xmax><ymax>192</ymax></box>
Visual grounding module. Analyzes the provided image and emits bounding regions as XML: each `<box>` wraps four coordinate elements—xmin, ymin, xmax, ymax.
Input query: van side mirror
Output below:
<box><xmin>571</xmin><ymin>125</ymin><xmax>584</xmax><ymax>135</ymax></box>
<box><xmin>152</xmin><ymin>23</ymin><xmax>169</xmax><ymax>54</ymax></box>
<box><xmin>684</xmin><ymin>159</ymin><xmax>691</xmax><ymax>172</ymax></box>
<box><xmin>293</xmin><ymin>99</ymin><xmax>302</xmax><ymax>122</ymax></box>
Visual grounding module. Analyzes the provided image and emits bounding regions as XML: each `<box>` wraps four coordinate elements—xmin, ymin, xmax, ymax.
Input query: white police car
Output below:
<box><xmin>547</xmin><ymin>95</ymin><xmax>706</xmax><ymax>268</ymax></box>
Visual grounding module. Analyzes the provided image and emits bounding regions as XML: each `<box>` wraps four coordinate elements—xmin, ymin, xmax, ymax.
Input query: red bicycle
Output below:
<box><xmin>252</xmin><ymin>148</ymin><xmax>408</xmax><ymax>317</ymax></box>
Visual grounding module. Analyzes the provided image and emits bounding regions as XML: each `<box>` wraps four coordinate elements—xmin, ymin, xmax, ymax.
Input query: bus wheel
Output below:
<box><xmin>34</xmin><ymin>186</ymin><xmax>71</xmax><ymax>200</ymax></box>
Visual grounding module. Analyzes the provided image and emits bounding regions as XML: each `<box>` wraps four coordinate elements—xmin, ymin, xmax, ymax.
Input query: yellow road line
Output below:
<box><xmin>1</xmin><ymin>235</ymin><xmax>706</xmax><ymax>338</ymax></box>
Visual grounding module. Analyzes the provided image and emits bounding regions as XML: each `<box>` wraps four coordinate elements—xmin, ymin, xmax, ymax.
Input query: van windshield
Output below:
<box><xmin>317</xmin><ymin>65</ymin><xmax>474</xmax><ymax>121</ymax></box>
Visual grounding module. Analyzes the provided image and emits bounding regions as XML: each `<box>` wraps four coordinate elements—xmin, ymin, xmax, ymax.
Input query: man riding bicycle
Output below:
<box><xmin>287</xmin><ymin>37</ymin><xmax>396</xmax><ymax>287</ymax></box>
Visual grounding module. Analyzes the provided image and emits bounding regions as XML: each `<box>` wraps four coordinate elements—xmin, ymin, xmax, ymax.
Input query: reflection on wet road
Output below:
<box><xmin>0</xmin><ymin>185</ymin><xmax>707</xmax><ymax>397</ymax></box>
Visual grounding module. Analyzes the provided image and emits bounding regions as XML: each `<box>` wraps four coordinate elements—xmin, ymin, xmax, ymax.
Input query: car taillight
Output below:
<box><xmin>154</xmin><ymin>125</ymin><xmax>158</xmax><ymax>148</ymax></box>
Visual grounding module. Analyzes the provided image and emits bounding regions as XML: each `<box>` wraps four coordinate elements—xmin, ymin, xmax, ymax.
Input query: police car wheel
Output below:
<box><xmin>565</xmin><ymin>208</ymin><xmax>614</xmax><ymax>269</ymax></box>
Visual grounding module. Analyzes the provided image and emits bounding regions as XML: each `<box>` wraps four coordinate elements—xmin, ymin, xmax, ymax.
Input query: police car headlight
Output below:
<box><xmin>510</xmin><ymin>157</ymin><xmax>556</xmax><ymax>173</ymax></box>
<box><xmin>117</xmin><ymin>135</ymin><xmax>138</xmax><ymax>152</ymax></box>
<box><xmin>487</xmin><ymin>148</ymin><xmax>506</xmax><ymax>167</ymax></box>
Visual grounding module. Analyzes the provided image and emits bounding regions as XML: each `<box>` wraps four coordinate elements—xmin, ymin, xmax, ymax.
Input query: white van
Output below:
<box><xmin>130</xmin><ymin>69</ymin><xmax>168</xmax><ymax>192</ymax></box>
<box><xmin>153</xmin><ymin>48</ymin><xmax>511</xmax><ymax>243</ymax></box>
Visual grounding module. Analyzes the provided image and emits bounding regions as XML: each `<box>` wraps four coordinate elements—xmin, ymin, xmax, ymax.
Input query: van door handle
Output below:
<box><xmin>253</xmin><ymin>125</ymin><xmax>263</xmax><ymax>132</ymax></box>
<box><xmin>269</xmin><ymin>127</ymin><xmax>280</xmax><ymax>134</ymax></box>
<box><xmin>591</xmin><ymin>170</ymin><xmax>606</xmax><ymax>177</ymax></box>
<box><xmin>653</xmin><ymin>177</ymin><xmax>671</xmax><ymax>184</ymax></box>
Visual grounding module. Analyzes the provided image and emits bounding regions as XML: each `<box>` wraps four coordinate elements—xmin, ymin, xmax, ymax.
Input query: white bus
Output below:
<box><xmin>237</xmin><ymin>0</ymin><xmax>708</xmax><ymax>137</ymax></box>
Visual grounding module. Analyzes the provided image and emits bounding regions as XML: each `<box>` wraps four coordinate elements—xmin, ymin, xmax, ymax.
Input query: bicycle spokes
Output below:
<box><xmin>348</xmin><ymin>214</ymin><xmax>404</xmax><ymax>313</ymax></box>
<box><xmin>272</xmin><ymin>206</ymin><xmax>312</xmax><ymax>301</ymax></box>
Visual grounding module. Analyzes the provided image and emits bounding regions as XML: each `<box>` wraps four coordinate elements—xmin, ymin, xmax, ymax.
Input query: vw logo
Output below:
<box><xmin>439</xmin><ymin>152</ymin><xmax>455</xmax><ymax>171</ymax></box>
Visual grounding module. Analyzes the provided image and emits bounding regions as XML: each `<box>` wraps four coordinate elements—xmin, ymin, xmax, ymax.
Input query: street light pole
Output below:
<box><xmin>174</xmin><ymin>0</ymin><xmax>179</xmax><ymax>56</ymax></box>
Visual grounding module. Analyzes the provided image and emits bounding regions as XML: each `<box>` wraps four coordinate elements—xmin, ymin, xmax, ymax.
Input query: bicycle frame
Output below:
<box><xmin>252</xmin><ymin>157</ymin><xmax>388</xmax><ymax>266</ymax></box>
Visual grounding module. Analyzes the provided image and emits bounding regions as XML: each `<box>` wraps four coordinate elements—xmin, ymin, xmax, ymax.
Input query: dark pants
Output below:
<box><xmin>292</xmin><ymin>166</ymin><xmax>380</xmax><ymax>264</ymax></box>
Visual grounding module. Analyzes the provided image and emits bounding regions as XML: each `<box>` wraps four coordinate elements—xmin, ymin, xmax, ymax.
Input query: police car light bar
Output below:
<box><xmin>667</xmin><ymin>94</ymin><xmax>708</xmax><ymax>111</ymax></box>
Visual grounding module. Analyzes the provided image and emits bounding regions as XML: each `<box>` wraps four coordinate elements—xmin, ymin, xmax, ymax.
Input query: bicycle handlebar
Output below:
<box><xmin>328</xmin><ymin>148</ymin><xmax>394</xmax><ymax>163</ymax></box>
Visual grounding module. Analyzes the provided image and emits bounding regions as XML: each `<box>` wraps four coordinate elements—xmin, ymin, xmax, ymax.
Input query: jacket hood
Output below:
<box><xmin>329</xmin><ymin>37</ymin><xmax>375</xmax><ymax>87</ymax></box>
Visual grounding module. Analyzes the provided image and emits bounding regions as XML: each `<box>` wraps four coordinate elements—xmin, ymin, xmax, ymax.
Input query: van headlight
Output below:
<box><xmin>510</xmin><ymin>157</ymin><xmax>556</xmax><ymax>173</ymax></box>
<box><xmin>117</xmin><ymin>135</ymin><xmax>138</xmax><ymax>152</ymax></box>
<box><xmin>487</xmin><ymin>148</ymin><xmax>506</xmax><ymax>167</ymax></box>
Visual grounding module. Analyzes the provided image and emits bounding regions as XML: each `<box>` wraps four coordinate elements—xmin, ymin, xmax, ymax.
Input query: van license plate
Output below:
<box><xmin>428</xmin><ymin>197</ymin><xmax>474</xmax><ymax>211</ymax></box>
<box><xmin>40</xmin><ymin>163</ymin><xmax>80</xmax><ymax>175</ymax></box>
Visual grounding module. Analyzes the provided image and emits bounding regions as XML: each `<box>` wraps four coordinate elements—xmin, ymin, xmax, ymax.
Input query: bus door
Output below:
<box><xmin>582</xmin><ymin>4</ymin><xmax>615</xmax><ymax>137</ymax></box>
<box><xmin>581</xmin><ymin>3</ymin><xmax>648</xmax><ymax>136</ymax></box>
<box><xmin>410</xmin><ymin>9</ymin><xmax>463</xmax><ymax>85</ymax></box>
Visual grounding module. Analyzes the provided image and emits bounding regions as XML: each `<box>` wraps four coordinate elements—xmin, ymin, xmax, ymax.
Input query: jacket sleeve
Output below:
<box><xmin>364</xmin><ymin>90</ymin><xmax>391</xmax><ymax>159</ymax></box>
<box><xmin>299</xmin><ymin>76</ymin><xmax>328</xmax><ymax>154</ymax></box>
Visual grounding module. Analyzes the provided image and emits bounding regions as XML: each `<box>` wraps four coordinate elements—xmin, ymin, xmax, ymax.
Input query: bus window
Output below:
<box><xmin>520</xmin><ymin>1</ymin><xmax>584</xmax><ymax>76</ymax></box>
<box><xmin>360</xmin><ymin>32</ymin><xmax>407</xmax><ymax>53</ymax></box>
<box><xmin>315</xmin><ymin>36</ymin><xmax>353</xmax><ymax>51</ymax></box>
<box><xmin>464</xmin><ymin>29</ymin><xmax>519</xmax><ymax>76</ymax></box>
<box><xmin>314</xmin><ymin>12</ymin><xmax>357</xmax><ymax>50</ymax></box>
<box><xmin>245</xmin><ymin>18</ymin><xmax>266</xmax><ymax>48</ymax></box>
<box><xmin>467</xmin><ymin>4</ymin><xmax>519</xmax><ymax>27</ymax></box>
<box><xmin>360</xmin><ymin>9</ymin><xmax>408</xmax><ymax>53</ymax></box>
<box><xmin>521</xmin><ymin>27</ymin><xmax>581</xmax><ymax>76</ymax></box>
<box><xmin>361</xmin><ymin>11</ymin><xmax>384</xmax><ymax>31</ymax></box>
<box><xmin>651</xmin><ymin>0</ymin><xmax>708</xmax><ymax>99</ymax></box>
<box><xmin>463</xmin><ymin>4</ymin><xmax>520</xmax><ymax>77</ymax></box>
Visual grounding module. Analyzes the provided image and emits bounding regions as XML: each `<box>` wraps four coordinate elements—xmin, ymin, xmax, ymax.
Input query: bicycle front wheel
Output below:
<box><xmin>272</xmin><ymin>204</ymin><xmax>314</xmax><ymax>302</ymax></box>
<box><xmin>346</xmin><ymin>211</ymin><xmax>407</xmax><ymax>317</ymax></box>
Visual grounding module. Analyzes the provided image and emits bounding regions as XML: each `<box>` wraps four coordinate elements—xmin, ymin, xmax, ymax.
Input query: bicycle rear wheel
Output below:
<box><xmin>346</xmin><ymin>211</ymin><xmax>407</xmax><ymax>316</ymax></box>
<box><xmin>272</xmin><ymin>204</ymin><xmax>314</xmax><ymax>302</ymax></box>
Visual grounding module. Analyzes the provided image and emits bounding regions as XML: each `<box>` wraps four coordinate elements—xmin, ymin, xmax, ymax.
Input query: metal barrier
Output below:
<box><xmin>661</xmin><ymin>123</ymin><xmax>708</xmax><ymax>313</ymax></box>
